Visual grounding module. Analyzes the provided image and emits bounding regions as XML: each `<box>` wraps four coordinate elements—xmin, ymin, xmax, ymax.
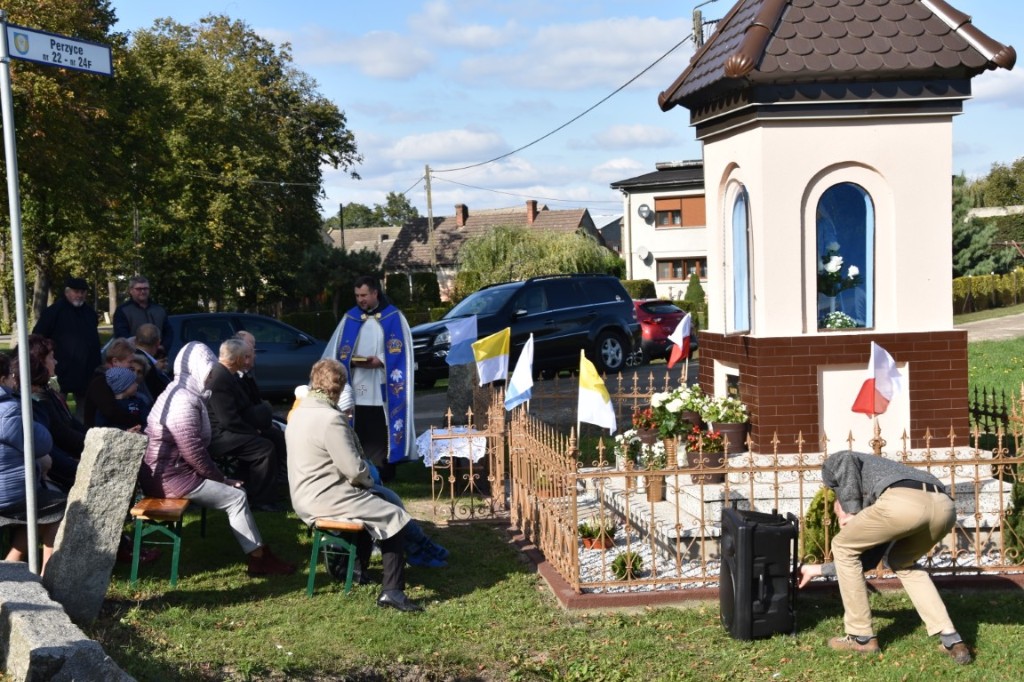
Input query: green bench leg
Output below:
<box><xmin>307</xmin><ymin>529</ymin><xmax>358</xmax><ymax>597</ymax></box>
<box><xmin>130</xmin><ymin>517</ymin><xmax>183</xmax><ymax>588</ymax></box>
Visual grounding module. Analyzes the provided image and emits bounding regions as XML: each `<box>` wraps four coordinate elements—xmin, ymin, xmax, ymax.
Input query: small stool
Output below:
<box><xmin>307</xmin><ymin>518</ymin><xmax>365</xmax><ymax>597</ymax></box>
<box><xmin>129</xmin><ymin>497</ymin><xmax>190</xmax><ymax>588</ymax></box>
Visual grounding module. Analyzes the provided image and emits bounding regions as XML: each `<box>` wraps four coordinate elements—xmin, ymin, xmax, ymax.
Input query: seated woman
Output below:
<box><xmin>13</xmin><ymin>335</ymin><xmax>85</xmax><ymax>492</ymax></box>
<box><xmin>286</xmin><ymin>359</ymin><xmax>422</xmax><ymax>612</ymax></box>
<box><xmin>138</xmin><ymin>341</ymin><xmax>294</xmax><ymax>577</ymax></box>
<box><xmin>0</xmin><ymin>353</ymin><xmax>65</xmax><ymax>574</ymax></box>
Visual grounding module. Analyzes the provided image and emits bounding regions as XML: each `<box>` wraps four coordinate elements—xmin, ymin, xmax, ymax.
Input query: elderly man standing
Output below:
<box><xmin>32</xmin><ymin>276</ymin><xmax>101</xmax><ymax>413</ymax></box>
<box><xmin>322</xmin><ymin>275</ymin><xmax>416</xmax><ymax>483</ymax></box>
<box><xmin>113</xmin><ymin>275</ymin><xmax>173</xmax><ymax>351</ymax></box>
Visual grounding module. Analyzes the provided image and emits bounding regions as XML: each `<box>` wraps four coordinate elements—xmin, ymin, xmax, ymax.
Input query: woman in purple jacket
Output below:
<box><xmin>139</xmin><ymin>342</ymin><xmax>294</xmax><ymax>577</ymax></box>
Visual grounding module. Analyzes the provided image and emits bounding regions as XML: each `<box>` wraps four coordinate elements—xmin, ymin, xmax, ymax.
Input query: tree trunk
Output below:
<box><xmin>31</xmin><ymin>264</ymin><xmax>50</xmax><ymax>325</ymax></box>
<box><xmin>107</xmin><ymin>277</ymin><xmax>118</xmax><ymax>322</ymax></box>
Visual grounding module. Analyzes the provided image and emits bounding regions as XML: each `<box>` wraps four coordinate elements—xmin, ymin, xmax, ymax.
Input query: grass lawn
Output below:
<box><xmin>88</xmin><ymin>461</ymin><xmax>1024</xmax><ymax>681</ymax></box>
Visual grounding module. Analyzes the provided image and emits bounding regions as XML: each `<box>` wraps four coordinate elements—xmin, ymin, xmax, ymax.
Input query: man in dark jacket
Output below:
<box><xmin>113</xmin><ymin>275</ymin><xmax>172</xmax><ymax>350</ymax></box>
<box><xmin>32</xmin><ymin>276</ymin><xmax>101</xmax><ymax>410</ymax></box>
<box><xmin>206</xmin><ymin>338</ymin><xmax>282</xmax><ymax>511</ymax></box>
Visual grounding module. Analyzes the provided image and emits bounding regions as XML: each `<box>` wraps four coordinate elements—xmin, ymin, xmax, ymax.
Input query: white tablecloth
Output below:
<box><xmin>416</xmin><ymin>426</ymin><xmax>487</xmax><ymax>467</ymax></box>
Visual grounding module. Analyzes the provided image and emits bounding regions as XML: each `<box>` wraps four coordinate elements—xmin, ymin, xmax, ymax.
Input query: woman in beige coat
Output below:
<box><xmin>286</xmin><ymin>358</ymin><xmax>421</xmax><ymax>612</ymax></box>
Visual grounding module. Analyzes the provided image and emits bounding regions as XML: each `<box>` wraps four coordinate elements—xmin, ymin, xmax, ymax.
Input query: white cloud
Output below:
<box><xmin>410</xmin><ymin>1</ymin><xmax>522</xmax><ymax>49</ymax></box>
<box><xmin>589</xmin><ymin>157</ymin><xmax>648</xmax><ymax>183</ymax></box>
<box><xmin>283</xmin><ymin>27</ymin><xmax>434</xmax><ymax>80</ymax></box>
<box><xmin>582</xmin><ymin>124</ymin><xmax>680</xmax><ymax>150</ymax></box>
<box><xmin>459</xmin><ymin>17</ymin><xmax>694</xmax><ymax>90</ymax></box>
<box><xmin>972</xmin><ymin>69</ymin><xmax>1024</xmax><ymax>109</ymax></box>
<box><xmin>384</xmin><ymin>128</ymin><xmax>508</xmax><ymax>164</ymax></box>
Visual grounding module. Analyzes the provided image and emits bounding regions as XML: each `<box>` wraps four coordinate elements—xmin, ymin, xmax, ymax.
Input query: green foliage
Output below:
<box><xmin>374</xmin><ymin>191</ymin><xmax>420</xmax><ymax>227</ymax></box>
<box><xmin>411</xmin><ymin>272</ymin><xmax>441</xmax><ymax>306</ymax></box>
<box><xmin>385</xmin><ymin>274</ymin><xmax>411</xmax><ymax>308</ymax></box>
<box><xmin>621</xmin><ymin>279</ymin><xmax>656</xmax><ymax>300</ymax></box>
<box><xmin>802</xmin><ymin>487</ymin><xmax>839</xmax><ymax>562</ymax></box>
<box><xmin>1004</xmin><ymin>466</ymin><xmax>1024</xmax><ymax>563</ymax></box>
<box><xmin>611</xmin><ymin>551</ymin><xmax>644</xmax><ymax>580</ymax></box>
<box><xmin>682</xmin><ymin>273</ymin><xmax>705</xmax><ymax>305</ymax></box>
<box><xmin>981</xmin><ymin>157</ymin><xmax>1024</xmax><ymax>206</ymax></box>
<box><xmin>577</xmin><ymin>519</ymin><xmax>617</xmax><ymax>541</ymax></box>
<box><xmin>453</xmin><ymin>226</ymin><xmax>621</xmax><ymax>301</ymax></box>
<box><xmin>953</xmin><ymin>268</ymin><xmax>1024</xmax><ymax>314</ymax></box>
<box><xmin>341</xmin><ymin>202</ymin><xmax>377</xmax><ymax>229</ymax></box>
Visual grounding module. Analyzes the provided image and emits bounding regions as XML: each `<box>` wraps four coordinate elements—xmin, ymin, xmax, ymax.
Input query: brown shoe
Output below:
<box><xmin>829</xmin><ymin>635</ymin><xmax>880</xmax><ymax>654</ymax></box>
<box><xmin>939</xmin><ymin>642</ymin><xmax>972</xmax><ymax>665</ymax></box>
<box><xmin>247</xmin><ymin>545</ymin><xmax>297</xmax><ymax>577</ymax></box>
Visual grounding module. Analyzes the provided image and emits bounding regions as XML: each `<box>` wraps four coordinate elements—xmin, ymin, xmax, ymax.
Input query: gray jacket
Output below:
<box><xmin>822</xmin><ymin>450</ymin><xmax>944</xmax><ymax>515</ymax></box>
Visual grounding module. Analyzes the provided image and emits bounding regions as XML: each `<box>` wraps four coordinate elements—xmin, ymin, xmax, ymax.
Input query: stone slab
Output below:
<box><xmin>42</xmin><ymin>428</ymin><xmax>148</xmax><ymax>625</ymax></box>
<box><xmin>0</xmin><ymin>562</ymin><xmax>133</xmax><ymax>681</ymax></box>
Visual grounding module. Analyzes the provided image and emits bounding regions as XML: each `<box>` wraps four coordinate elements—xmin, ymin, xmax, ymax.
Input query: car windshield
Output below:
<box><xmin>640</xmin><ymin>301</ymin><xmax>683</xmax><ymax>315</ymax></box>
<box><xmin>445</xmin><ymin>286</ymin><xmax>517</xmax><ymax>318</ymax></box>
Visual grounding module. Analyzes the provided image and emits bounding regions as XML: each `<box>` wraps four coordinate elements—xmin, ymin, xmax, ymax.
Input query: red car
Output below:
<box><xmin>633</xmin><ymin>299</ymin><xmax>697</xmax><ymax>362</ymax></box>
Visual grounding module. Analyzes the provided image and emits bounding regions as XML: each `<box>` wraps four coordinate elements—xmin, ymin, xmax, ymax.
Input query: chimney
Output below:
<box><xmin>455</xmin><ymin>203</ymin><xmax>468</xmax><ymax>227</ymax></box>
<box><xmin>526</xmin><ymin>199</ymin><xmax>539</xmax><ymax>225</ymax></box>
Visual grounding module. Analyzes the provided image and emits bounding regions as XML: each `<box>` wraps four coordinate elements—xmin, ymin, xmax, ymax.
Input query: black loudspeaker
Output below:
<box><xmin>719</xmin><ymin>507</ymin><xmax>799</xmax><ymax>640</ymax></box>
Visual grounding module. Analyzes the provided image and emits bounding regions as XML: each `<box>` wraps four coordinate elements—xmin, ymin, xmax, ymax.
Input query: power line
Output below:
<box><xmin>432</xmin><ymin>33</ymin><xmax>695</xmax><ymax>174</ymax></box>
<box><xmin>431</xmin><ymin>175</ymin><xmax>621</xmax><ymax>206</ymax></box>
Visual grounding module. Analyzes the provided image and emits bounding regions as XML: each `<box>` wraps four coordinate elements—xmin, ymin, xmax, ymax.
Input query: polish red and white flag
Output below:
<box><xmin>851</xmin><ymin>342</ymin><xmax>902</xmax><ymax>416</ymax></box>
<box><xmin>667</xmin><ymin>313</ymin><xmax>692</xmax><ymax>369</ymax></box>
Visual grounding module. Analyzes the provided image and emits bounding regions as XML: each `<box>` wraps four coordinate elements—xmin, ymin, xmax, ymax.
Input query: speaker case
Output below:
<box><xmin>719</xmin><ymin>507</ymin><xmax>799</xmax><ymax>640</ymax></box>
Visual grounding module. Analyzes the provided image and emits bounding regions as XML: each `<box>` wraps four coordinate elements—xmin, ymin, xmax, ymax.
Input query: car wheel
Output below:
<box><xmin>594</xmin><ymin>331</ymin><xmax>626</xmax><ymax>374</ymax></box>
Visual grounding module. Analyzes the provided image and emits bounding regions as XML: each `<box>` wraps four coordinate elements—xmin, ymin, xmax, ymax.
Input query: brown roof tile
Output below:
<box><xmin>659</xmin><ymin>0</ymin><xmax>1016</xmax><ymax>114</ymax></box>
<box><xmin>380</xmin><ymin>203</ymin><xmax>599</xmax><ymax>271</ymax></box>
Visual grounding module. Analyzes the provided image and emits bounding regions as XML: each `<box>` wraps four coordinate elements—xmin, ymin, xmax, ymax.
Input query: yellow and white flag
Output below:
<box><xmin>577</xmin><ymin>350</ymin><xmax>616</xmax><ymax>433</ymax></box>
<box><xmin>472</xmin><ymin>327</ymin><xmax>510</xmax><ymax>386</ymax></box>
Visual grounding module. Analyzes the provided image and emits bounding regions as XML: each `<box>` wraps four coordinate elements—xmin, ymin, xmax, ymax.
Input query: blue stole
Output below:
<box><xmin>333</xmin><ymin>304</ymin><xmax>412</xmax><ymax>463</ymax></box>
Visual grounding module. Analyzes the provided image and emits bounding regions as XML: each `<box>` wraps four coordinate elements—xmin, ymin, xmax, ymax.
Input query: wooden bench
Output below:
<box><xmin>307</xmin><ymin>518</ymin><xmax>365</xmax><ymax>597</ymax></box>
<box><xmin>129</xmin><ymin>497</ymin><xmax>191</xmax><ymax>588</ymax></box>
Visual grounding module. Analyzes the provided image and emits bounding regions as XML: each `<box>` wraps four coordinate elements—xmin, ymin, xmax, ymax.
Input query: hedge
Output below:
<box><xmin>953</xmin><ymin>268</ymin><xmax>1024</xmax><ymax>314</ymax></box>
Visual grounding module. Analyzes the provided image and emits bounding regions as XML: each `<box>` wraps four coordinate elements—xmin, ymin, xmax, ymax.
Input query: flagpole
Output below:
<box><xmin>683</xmin><ymin>357</ymin><xmax>690</xmax><ymax>386</ymax></box>
<box><xmin>577</xmin><ymin>349</ymin><xmax>584</xmax><ymax>439</ymax></box>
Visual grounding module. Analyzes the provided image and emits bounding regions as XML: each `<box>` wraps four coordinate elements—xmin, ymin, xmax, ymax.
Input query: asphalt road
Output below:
<box><xmin>954</xmin><ymin>313</ymin><xmax>1024</xmax><ymax>342</ymax></box>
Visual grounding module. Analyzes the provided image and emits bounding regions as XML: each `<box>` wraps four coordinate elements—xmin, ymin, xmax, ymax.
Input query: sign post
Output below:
<box><xmin>0</xmin><ymin>12</ymin><xmax>111</xmax><ymax>574</ymax></box>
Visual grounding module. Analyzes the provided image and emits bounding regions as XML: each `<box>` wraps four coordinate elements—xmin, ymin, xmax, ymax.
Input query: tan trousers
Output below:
<box><xmin>832</xmin><ymin>487</ymin><xmax>956</xmax><ymax>637</ymax></box>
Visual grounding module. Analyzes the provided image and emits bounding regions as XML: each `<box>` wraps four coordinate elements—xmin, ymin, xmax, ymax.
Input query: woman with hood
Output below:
<box><xmin>139</xmin><ymin>342</ymin><xmax>294</xmax><ymax>577</ymax></box>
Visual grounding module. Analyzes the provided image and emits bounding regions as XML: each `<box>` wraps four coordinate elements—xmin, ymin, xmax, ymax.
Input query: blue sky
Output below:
<box><xmin>110</xmin><ymin>0</ymin><xmax>1024</xmax><ymax>223</ymax></box>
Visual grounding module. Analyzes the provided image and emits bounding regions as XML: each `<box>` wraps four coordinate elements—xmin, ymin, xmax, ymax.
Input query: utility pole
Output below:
<box><xmin>425</xmin><ymin>164</ymin><xmax>436</xmax><ymax>272</ymax></box>
<box><xmin>338</xmin><ymin>202</ymin><xmax>345</xmax><ymax>251</ymax></box>
<box><xmin>693</xmin><ymin>9</ymin><xmax>704</xmax><ymax>48</ymax></box>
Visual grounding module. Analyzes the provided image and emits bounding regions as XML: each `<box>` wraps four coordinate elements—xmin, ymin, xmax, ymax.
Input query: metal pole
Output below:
<box><xmin>425</xmin><ymin>164</ymin><xmax>436</xmax><ymax>273</ymax></box>
<box><xmin>0</xmin><ymin>13</ymin><xmax>40</xmax><ymax>574</ymax></box>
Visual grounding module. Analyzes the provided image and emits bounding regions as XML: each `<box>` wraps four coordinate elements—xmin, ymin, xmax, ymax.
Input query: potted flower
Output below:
<box><xmin>684</xmin><ymin>425</ymin><xmax>726</xmax><ymax>484</ymax></box>
<box><xmin>614</xmin><ymin>429</ymin><xmax>643</xmax><ymax>468</ymax></box>
<box><xmin>650</xmin><ymin>385</ymin><xmax>702</xmax><ymax>441</ymax></box>
<box><xmin>699</xmin><ymin>394</ymin><xmax>749</xmax><ymax>455</ymax></box>
<box><xmin>631</xmin><ymin>406</ymin><xmax>659</xmax><ymax>444</ymax></box>
<box><xmin>578</xmin><ymin>519</ymin><xmax>617</xmax><ymax>550</ymax></box>
<box><xmin>640</xmin><ymin>441</ymin><xmax>668</xmax><ymax>502</ymax></box>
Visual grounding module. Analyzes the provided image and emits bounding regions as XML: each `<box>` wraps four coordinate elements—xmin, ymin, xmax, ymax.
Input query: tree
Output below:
<box><xmin>123</xmin><ymin>15</ymin><xmax>362</xmax><ymax>312</ymax></box>
<box><xmin>342</xmin><ymin>202</ymin><xmax>378</xmax><ymax>229</ymax></box>
<box><xmin>952</xmin><ymin>173</ymin><xmax>1016</xmax><ymax>277</ymax></box>
<box><xmin>373</xmin><ymin>192</ymin><xmax>420</xmax><ymax>227</ymax></box>
<box><xmin>453</xmin><ymin>226</ymin><xmax>623</xmax><ymax>300</ymax></box>
<box><xmin>981</xmin><ymin>157</ymin><xmax>1024</xmax><ymax>207</ymax></box>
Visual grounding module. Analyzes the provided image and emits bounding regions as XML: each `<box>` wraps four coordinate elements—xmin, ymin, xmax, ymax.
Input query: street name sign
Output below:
<box><xmin>5</xmin><ymin>23</ymin><xmax>112</xmax><ymax>76</ymax></box>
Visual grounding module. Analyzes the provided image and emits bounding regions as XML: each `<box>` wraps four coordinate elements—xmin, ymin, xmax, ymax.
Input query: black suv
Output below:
<box><xmin>411</xmin><ymin>274</ymin><xmax>640</xmax><ymax>388</ymax></box>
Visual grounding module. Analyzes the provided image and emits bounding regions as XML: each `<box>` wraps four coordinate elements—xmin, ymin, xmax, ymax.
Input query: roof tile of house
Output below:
<box><xmin>381</xmin><ymin>204</ymin><xmax>596</xmax><ymax>270</ymax></box>
<box><xmin>660</xmin><ymin>0</ymin><xmax>1015</xmax><ymax>112</ymax></box>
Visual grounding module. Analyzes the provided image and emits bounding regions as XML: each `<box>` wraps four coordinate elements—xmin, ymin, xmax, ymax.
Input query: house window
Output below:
<box><xmin>655</xmin><ymin>196</ymin><xmax>705</xmax><ymax>228</ymax></box>
<box><xmin>656</xmin><ymin>257</ymin><xmax>707</xmax><ymax>281</ymax></box>
<box><xmin>815</xmin><ymin>183</ymin><xmax>874</xmax><ymax>329</ymax></box>
<box><xmin>728</xmin><ymin>187</ymin><xmax>751</xmax><ymax>333</ymax></box>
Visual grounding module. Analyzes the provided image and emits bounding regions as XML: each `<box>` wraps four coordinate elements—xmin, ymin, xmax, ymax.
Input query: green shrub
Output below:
<box><xmin>611</xmin><ymin>550</ymin><xmax>644</xmax><ymax>579</ymax></box>
<box><xmin>1004</xmin><ymin>465</ymin><xmax>1024</xmax><ymax>564</ymax></box>
<box><xmin>683</xmin><ymin>273</ymin><xmax>705</xmax><ymax>305</ymax></box>
<box><xmin>411</xmin><ymin>272</ymin><xmax>441</xmax><ymax>306</ymax></box>
<box><xmin>385</xmin><ymin>274</ymin><xmax>411</xmax><ymax>307</ymax></box>
<box><xmin>801</xmin><ymin>487</ymin><xmax>839</xmax><ymax>562</ymax></box>
<box><xmin>622</xmin><ymin>279</ymin><xmax>656</xmax><ymax>300</ymax></box>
